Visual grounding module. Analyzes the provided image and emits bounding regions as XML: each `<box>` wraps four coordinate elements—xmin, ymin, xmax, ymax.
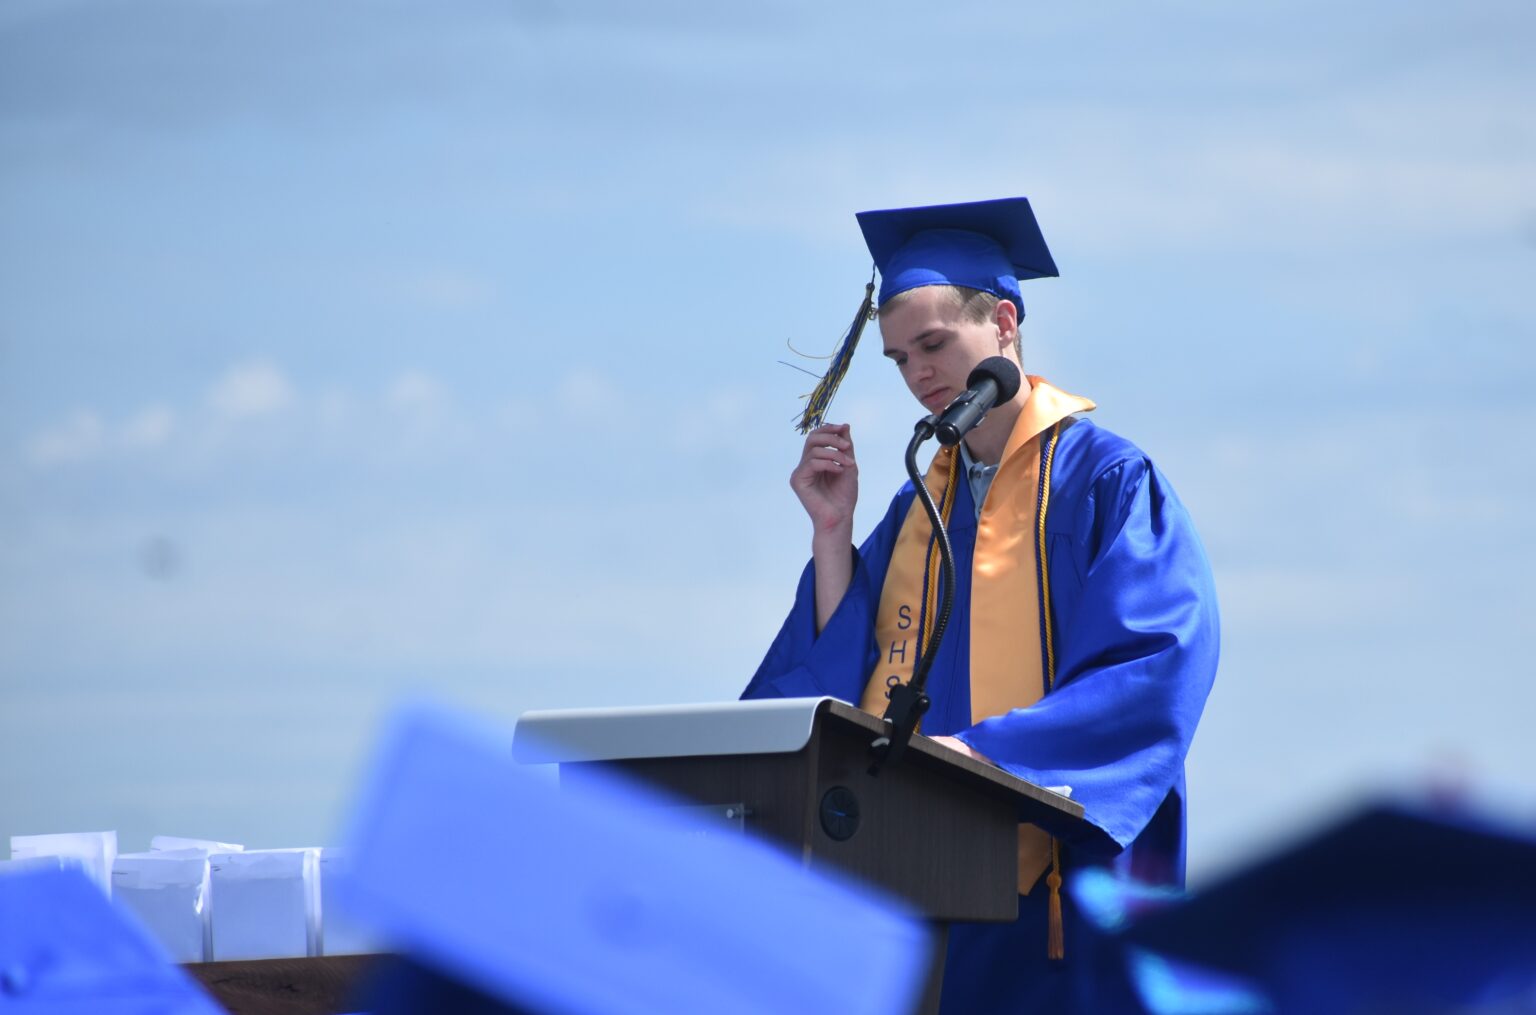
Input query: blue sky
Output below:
<box><xmin>2</xmin><ymin>0</ymin><xmax>1533</xmax><ymax>878</ymax></box>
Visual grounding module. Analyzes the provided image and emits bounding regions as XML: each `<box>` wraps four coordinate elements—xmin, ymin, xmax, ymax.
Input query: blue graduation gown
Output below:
<box><xmin>742</xmin><ymin>417</ymin><xmax>1220</xmax><ymax>1013</ymax></box>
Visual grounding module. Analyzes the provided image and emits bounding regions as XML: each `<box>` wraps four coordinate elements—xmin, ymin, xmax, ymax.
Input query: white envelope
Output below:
<box><xmin>9</xmin><ymin>831</ymin><xmax>117</xmax><ymax>897</ymax></box>
<box><xmin>317</xmin><ymin>848</ymin><xmax>381</xmax><ymax>956</ymax></box>
<box><xmin>112</xmin><ymin>850</ymin><xmax>211</xmax><ymax>963</ymax></box>
<box><xmin>0</xmin><ymin>855</ymin><xmax>88</xmax><ymax>878</ymax></box>
<box><xmin>151</xmin><ymin>835</ymin><xmax>245</xmax><ymax>855</ymax></box>
<box><xmin>208</xmin><ymin>848</ymin><xmax>320</xmax><ymax>960</ymax></box>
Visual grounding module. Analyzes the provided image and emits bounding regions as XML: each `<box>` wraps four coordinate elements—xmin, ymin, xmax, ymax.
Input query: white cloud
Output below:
<box><xmin>1217</xmin><ymin>567</ymin><xmax>1427</xmax><ymax>631</ymax></box>
<box><xmin>691</xmin><ymin>77</ymin><xmax>1536</xmax><ymax>260</ymax></box>
<box><xmin>23</xmin><ymin>410</ymin><xmax>105</xmax><ymax>465</ymax></box>
<box><xmin>557</xmin><ymin>370</ymin><xmax>622</xmax><ymax>417</ymax></box>
<box><xmin>675</xmin><ymin>387</ymin><xmax>753</xmax><ymax>441</ymax></box>
<box><xmin>1179</xmin><ymin>143</ymin><xmax>1532</xmax><ymax>237</ymax></box>
<box><xmin>207</xmin><ymin>361</ymin><xmax>294</xmax><ymax>418</ymax></box>
<box><xmin>375</xmin><ymin>370</ymin><xmax>477</xmax><ymax>458</ymax></box>
<box><xmin>385</xmin><ymin>370</ymin><xmax>447</xmax><ymax>414</ymax></box>
<box><xmin>121</xmin><ymin>404</ymin><xmax>176</xmax><ymax>450</ymax></box>
<box><xmin>13</xmin><ymin>362</ymin><xmax>496</xmax><ymax>473</ymax></box>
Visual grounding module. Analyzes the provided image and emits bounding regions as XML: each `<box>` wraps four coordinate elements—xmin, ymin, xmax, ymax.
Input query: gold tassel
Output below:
<box><xmin>1046</xmin><ymin>839</ymin><xmax>1064</xmax><ymax>961</ymax></box>
<box><xmin>795</xmin><ymin>277</ymin><xmax>876</xmax><ymax>434</ymax></box>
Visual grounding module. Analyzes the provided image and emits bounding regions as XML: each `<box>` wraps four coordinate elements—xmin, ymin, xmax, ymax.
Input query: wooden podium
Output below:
<box><xmin>513</xmin><ymin>696</ymin><xmax>1086</xmax><ymax>1015</ymax></box>
<box><xmin>187</xmin><ymin>697</ymin><xmax>1084</xmax><ymax>1015</ymax></box>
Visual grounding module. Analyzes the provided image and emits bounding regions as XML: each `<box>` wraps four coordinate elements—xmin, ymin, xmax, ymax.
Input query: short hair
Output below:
<box><xmin>877</xmin><ymin>285</ymin><xmax>1021</xmax><ymax>356</ymax></box>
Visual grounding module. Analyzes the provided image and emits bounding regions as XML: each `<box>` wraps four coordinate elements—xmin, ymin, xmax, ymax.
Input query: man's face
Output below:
<box><xmin>879</xmin><ymin>287</ymin><xmax>1018</xmax><ymax>414</ymax></box>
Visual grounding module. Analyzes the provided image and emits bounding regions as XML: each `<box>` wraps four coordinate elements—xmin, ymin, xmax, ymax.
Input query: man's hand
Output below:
<box><xmin>930</xmin><ymin>735</ymin><xmax>992</xmax><ymax>764</ymax></box>
<box><xmin>793</xmin><ymin>423</ymin><xmax>858</xmax><ymax>631</ymax></box>
<box><xmin>791</xmin><ymin>423</ymin><xmax>858</xmax><ymax>537</ymax></box>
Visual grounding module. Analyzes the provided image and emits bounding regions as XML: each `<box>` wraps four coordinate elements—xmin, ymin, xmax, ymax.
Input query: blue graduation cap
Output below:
<box><xmin>1121</xmin><ymin>801</ymin><xmax>1536</xmax><ymax>1015</ymax></box>
<box><xmin>336</xmin><ymin>702</ymin><xmax>931</xmax><ymax>1015</ymax></box>
<box><xmin>856</xmin><ymin>196</ymin><xmax>1058</xmax><ymax>314</ymax></box>
<box><xmin>1067</xmin><ymin>868</ymin><xmax>1274</xmax><ymax>1015</ymax></box>
<box><xmin>0</xmin><ymin>865</ymin><xmax>223</xmax><ymax>1014</ymax></box>
<box><xmin>796</xmin><ymin>196</ymin><xmax>1057</xmax><ymax>432</ymax></box>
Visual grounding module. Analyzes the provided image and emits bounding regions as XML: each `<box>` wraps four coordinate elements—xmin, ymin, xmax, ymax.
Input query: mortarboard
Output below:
<box><xmin>1121</xmin><ymin>801</ymin><xmax>1536</xmax><ymax>1015</ymax></box>
<box><xmin>0</xmin><ymin>865</ymin><xmax>224</xmax><ymax>1013</ymax></box>
<box><xmin>1067</xmin><ymin>868</ymin><xmax>1275</xmax><ymax>1015</ymax></box>
<box><xmin>796</xmin><ymin>196</ymin><xmax>1057</xmax><ymax>433</ymax></box>
<box><xmin>337</xmin><ymin>701</ymin><xmax>931</xmax><ymax>1015</ymax></box>
<box><xmin>856</xmin><ymin>196</ymin><xmax>1058</xmax><ymax>313</ymax></box>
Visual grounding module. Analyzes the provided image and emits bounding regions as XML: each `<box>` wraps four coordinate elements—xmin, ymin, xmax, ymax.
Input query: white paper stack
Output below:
<box><xmin>208</xmin><ymin>848</ymin><xmax>321</xmax><ymax>960</ymax></box>
<box><xmin>317</xmin><ymin>848</ymin><xmax>380</xmax><ymax>956</ymax></box>
<box><xmin>111</xmin><ymin>850</ymin><xmax>212</xmax><ymax>962</ymax></box>
<box><xmin>9</xmin><ymin>831</ymin><xmax>117</xmax><ymax>896</ymax></box>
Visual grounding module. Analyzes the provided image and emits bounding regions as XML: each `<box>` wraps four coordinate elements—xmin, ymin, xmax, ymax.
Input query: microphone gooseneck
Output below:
<box><xmin>869</xmin><ymin>413</ymin><xmax>955</xmax><ymax>776</ymax></box>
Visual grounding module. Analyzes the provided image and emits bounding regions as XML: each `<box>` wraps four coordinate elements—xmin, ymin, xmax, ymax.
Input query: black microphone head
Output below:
<box><xmin>967</xmin><ymin>356</ymin><xmax>1022</xmax><ymax>403</ymax></box>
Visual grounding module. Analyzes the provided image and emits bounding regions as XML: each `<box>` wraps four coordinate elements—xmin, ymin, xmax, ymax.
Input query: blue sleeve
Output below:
<box><xmin>741</xmin><ymin>493</ymin><xmax>910</xmax><ymax>705</ymax></box>
<box><xmin>955</xmin><ymin>457</ymin><xmax>1219</xmax><ymax>853</ymax></box>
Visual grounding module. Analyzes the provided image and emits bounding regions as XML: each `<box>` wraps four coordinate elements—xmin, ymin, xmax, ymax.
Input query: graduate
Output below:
<box><xmin>742</xmin><ymin>196</ymin><xmax>1221</xmax><ymax>1013</ymax></box>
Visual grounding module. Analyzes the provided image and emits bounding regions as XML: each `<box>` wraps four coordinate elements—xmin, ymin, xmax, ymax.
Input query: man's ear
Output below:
<box><xmin>993</xmin><ymin>298</ymin><xmax>1019</xmax><ymax>354</ymax></box>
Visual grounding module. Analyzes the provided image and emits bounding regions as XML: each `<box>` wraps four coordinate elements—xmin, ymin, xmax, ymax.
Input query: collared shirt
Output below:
<box><xmin>957</xmin><ymin>441</ymin><xmax>998</xmax><ymax>520</ymax></box>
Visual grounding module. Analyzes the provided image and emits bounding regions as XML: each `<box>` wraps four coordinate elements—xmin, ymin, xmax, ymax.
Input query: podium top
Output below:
<box><xmin>512</xmin><ymin>697</ymin><xmax>1085</xmax><ymax>827</ymax></box>
<box><xmin>513</xmin><ymin>697</ymin><xmax>832</xmax><ymax>764</ymax></box>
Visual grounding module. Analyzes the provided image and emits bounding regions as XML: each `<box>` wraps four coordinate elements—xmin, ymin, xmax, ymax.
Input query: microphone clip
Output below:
<box><xmin>868</xmin><ymin>681</ymin><xmax>931</xmax><ymax>776</ymax></box>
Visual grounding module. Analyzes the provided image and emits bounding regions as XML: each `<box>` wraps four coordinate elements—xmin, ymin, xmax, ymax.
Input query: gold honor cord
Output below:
<box><xmin>1036</xmin><ymin>421</ymin><xmax>1065</xmax><ymax>962</ymax></box>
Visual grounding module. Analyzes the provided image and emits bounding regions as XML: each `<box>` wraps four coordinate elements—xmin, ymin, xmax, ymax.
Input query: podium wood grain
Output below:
<box><xmin>559</xmin><ymin>699</ymin><xmax>1081</xmax><ymax>923</ymax></box>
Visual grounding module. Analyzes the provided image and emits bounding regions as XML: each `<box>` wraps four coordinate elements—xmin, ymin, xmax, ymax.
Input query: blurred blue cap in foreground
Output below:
<box><xmin>1069</xmin><ymin>867</ymin><xmax>1273</xmax><ymax>1015</ymax></box>
<box><xmin>0</xmin><ymin>865</ymin><xmax>222</xmax><ymax>1014</ymax></box>
<box><xmin>1122</xmin><ymin>801</ymin><xmax>1536</xmax><ymax>1014</ymax></box>
<box><xmin>336</xmin><ymin>701</ymin><xmax>931</xmax><ymax>1015</ymax></box>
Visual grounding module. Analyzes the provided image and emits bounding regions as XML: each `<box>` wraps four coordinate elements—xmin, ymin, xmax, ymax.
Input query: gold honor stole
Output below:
<box><xmin>859</xmin><ymin>377</ymin><xmax>1095</xmax><ymax>959</ymax></box>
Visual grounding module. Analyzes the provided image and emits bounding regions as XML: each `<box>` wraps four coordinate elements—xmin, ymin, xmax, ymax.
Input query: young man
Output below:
<box><xmin>741</xmin><ymin>197</ymin><xmax>1220</xmax><ymax>1012</ymax></box>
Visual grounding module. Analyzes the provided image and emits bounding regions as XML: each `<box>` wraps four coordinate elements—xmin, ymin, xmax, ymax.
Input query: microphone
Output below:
<box><xmin>934</xmin><ymin>356</ymin><xmax>1022</xmax><ymax>446</ymax></box>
